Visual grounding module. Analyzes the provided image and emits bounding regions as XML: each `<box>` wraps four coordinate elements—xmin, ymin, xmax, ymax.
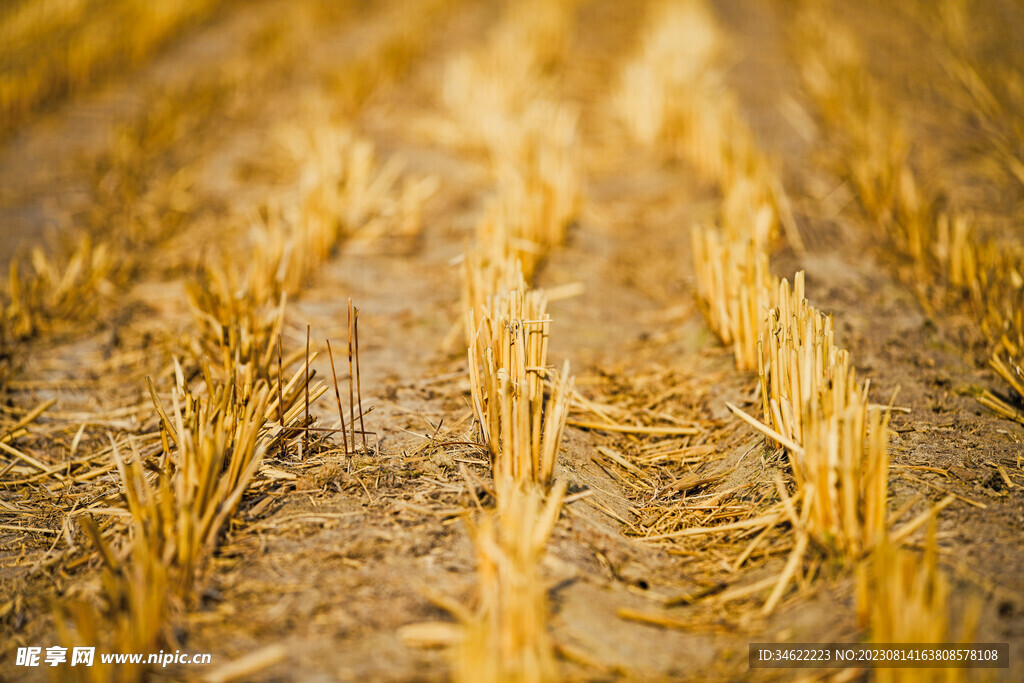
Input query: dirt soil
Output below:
<box><xmin>1</xmin><ymin>0</ymin><xmax>1022</xmax><ymax>680</ymax></box>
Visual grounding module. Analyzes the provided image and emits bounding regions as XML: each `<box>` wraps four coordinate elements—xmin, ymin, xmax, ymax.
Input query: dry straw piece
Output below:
<box><xmin>979</xmin><ymin>355</ymin><xmax>1024</xmax><ymax>426</ymax></box>
<box><xmin>855</xmin><ymin>519</ymin><xmax>977</xmax><ymax>683</ymax></box>
<box><xmin>736</xmin><ymin>272</ymin><xmax>892</xmax><ymax>585</ymax></box>
<box><xmin>57</xmin><ymin>348</ymin><xmax>327</xmax><ymax>680</ymax></box>
<box><xmin>465</xmin><ymin>259</ymin><xmax>573</xmax><ymax>489</ymax></box>
<box><xmin>454</xmin><ymin>481</ymin><xmax>566</xmax><ymax>683</ymax></box>
<box><xmin>691</xmin><ymin>227</ymin><xmax>773</xmax><ymax>371</ymax></box>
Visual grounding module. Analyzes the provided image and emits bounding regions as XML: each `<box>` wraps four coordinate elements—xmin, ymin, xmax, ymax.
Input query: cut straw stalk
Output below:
<box><xmin>326</xmin><ymin>339</ymin><xmax>350</xmax><ymax>457</ymax></box>
<box><xmin>855</xmin><ymin>516</ymin><xmax>977</xmax><ymax>683</ymax></box>
<box><xmin>466</xmin><ymin>278</ymin><xmax>572</xmax><ymax>488</ymax></box>
<box><xmin>744</xmin><ymin>272</ymin><xmax>891</xmax><ymax>560</ymax></box>
<box><xmin>565</xmin><ymin>419</ymin><xmax>698</xmax><ymax>436</ymax></box>
<box><xmin>799</xmin><ymin>384</ymin><xmax>890</xmax><ymax>558</ymax></box>
<box><xmin>58</xmin><ymin>333</ymin><xmax>330</xmax><ymax>677</ymax></box>
<box><xmin>455</xmin><ymin>481</ymin><xmax>566</xmax><ymax>683</ymax></box>
<box><xmin>757</xmin><ymin>272</ymin><xmax>847</xmax><ymax>447</ymax></box>
<box><xmin>691</xmin><ymin>226</ymin><xmax>773</xmax><ymax>371</ymax></box>
<box><xmin>478</xmin><ymin>159</ymin><xmax>581</xmax><ymax>281</ymax></box>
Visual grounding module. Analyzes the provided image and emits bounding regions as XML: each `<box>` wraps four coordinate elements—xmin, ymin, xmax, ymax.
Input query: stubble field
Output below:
<box><xmin>1</xmin><ymin>0</ymin><xmax>1023</xmax><ymax>680</ymax></box>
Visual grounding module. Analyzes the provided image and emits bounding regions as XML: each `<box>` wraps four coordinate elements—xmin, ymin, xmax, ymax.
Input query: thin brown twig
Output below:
<box><xmin>278</xmin><ymin>335</ymin><xmax>285</xmax><ymax>459</ymax></box>
<box><xmin>347</xmin><ymin>298</ymin><xmax>356</xmax><ymax>452</ymax></box>
<box><xmin>304</xmin><ymin>325</ymin><xmax>310</xmax><ymax>456</ymax></box>
<box><xmin>326</xmin><ymin>339</ymin><xmax>350</xmax><ymax>457</ymax></box>
<box><xmin>354</xmin><ymin>306</ymin><xmax>367</xmax><ymax>450</ymax></box>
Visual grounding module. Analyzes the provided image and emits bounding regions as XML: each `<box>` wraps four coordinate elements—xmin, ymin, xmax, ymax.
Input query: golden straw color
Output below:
<box><xmin>855</xmin><ymin>518</ymin><xmax>978</xmax><ymax>683</ymax></box>
<box><xmin>446</xmin><ymin>3</ymin><xmax>581</xmax><ymax>677</ymax></box>
<box><xmin>455</xmin><ymin>480</ymin><xmax>566</xmax><ymax>683</ymax></box>
<box><xmin>0</xmin><ymin>0</ymin><xmax>225</xmax><ymax>133</ymax></box>
<box><xmin>757</xmin><ymin>273</ymin><xmax>847</xmax><ymax>447</ymax></box>
<box><xmin>615</xmin><ymin>0</ymin><xmax>801</xmax><ymax>254</ymax></box>
<box><xmin>627</xmin><ymin>0</ymin><xmax>891</xmax><ymax>612</ymax></box>
<box><xmin>691</xmin><ymin>227</ymin><xmax>773</xmax><ymax>371</ymax></box>
<box><xmin>737</xmin><ymin>272</ymin><xmax>893</xmax><ymax>608</ymax></box>
<box><xmin>3</xmin><ymin>237</ymin><xmax>116</xmax><ymax>340</ymax></box>
<box><xmin>460</xmin><ymin>253</ymin><xmax>571</xmax><ymax>679</ymax></box>
<box><xmin>466</xmin><ymin>281</ymin><xmax>573</xmax><ymax>488</ymax></box>
<box><xmin>441</xmin><ymin>0</ymin><xmax>580</xmax><ymax>157</ymax></box>
<box><xmin>798</xmin><ymin>366</ymin><xmax>890</xmax><ymax>558</ymax></box>
<box><xmin>796</xmin><ymin>0</ymin><xmax>1024</xmax><ymax>427</ymax></box>
<box><xmin>55</xmin><ymin>344</ymin><xmax>327</xmax><ymax>681</ymax></box>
